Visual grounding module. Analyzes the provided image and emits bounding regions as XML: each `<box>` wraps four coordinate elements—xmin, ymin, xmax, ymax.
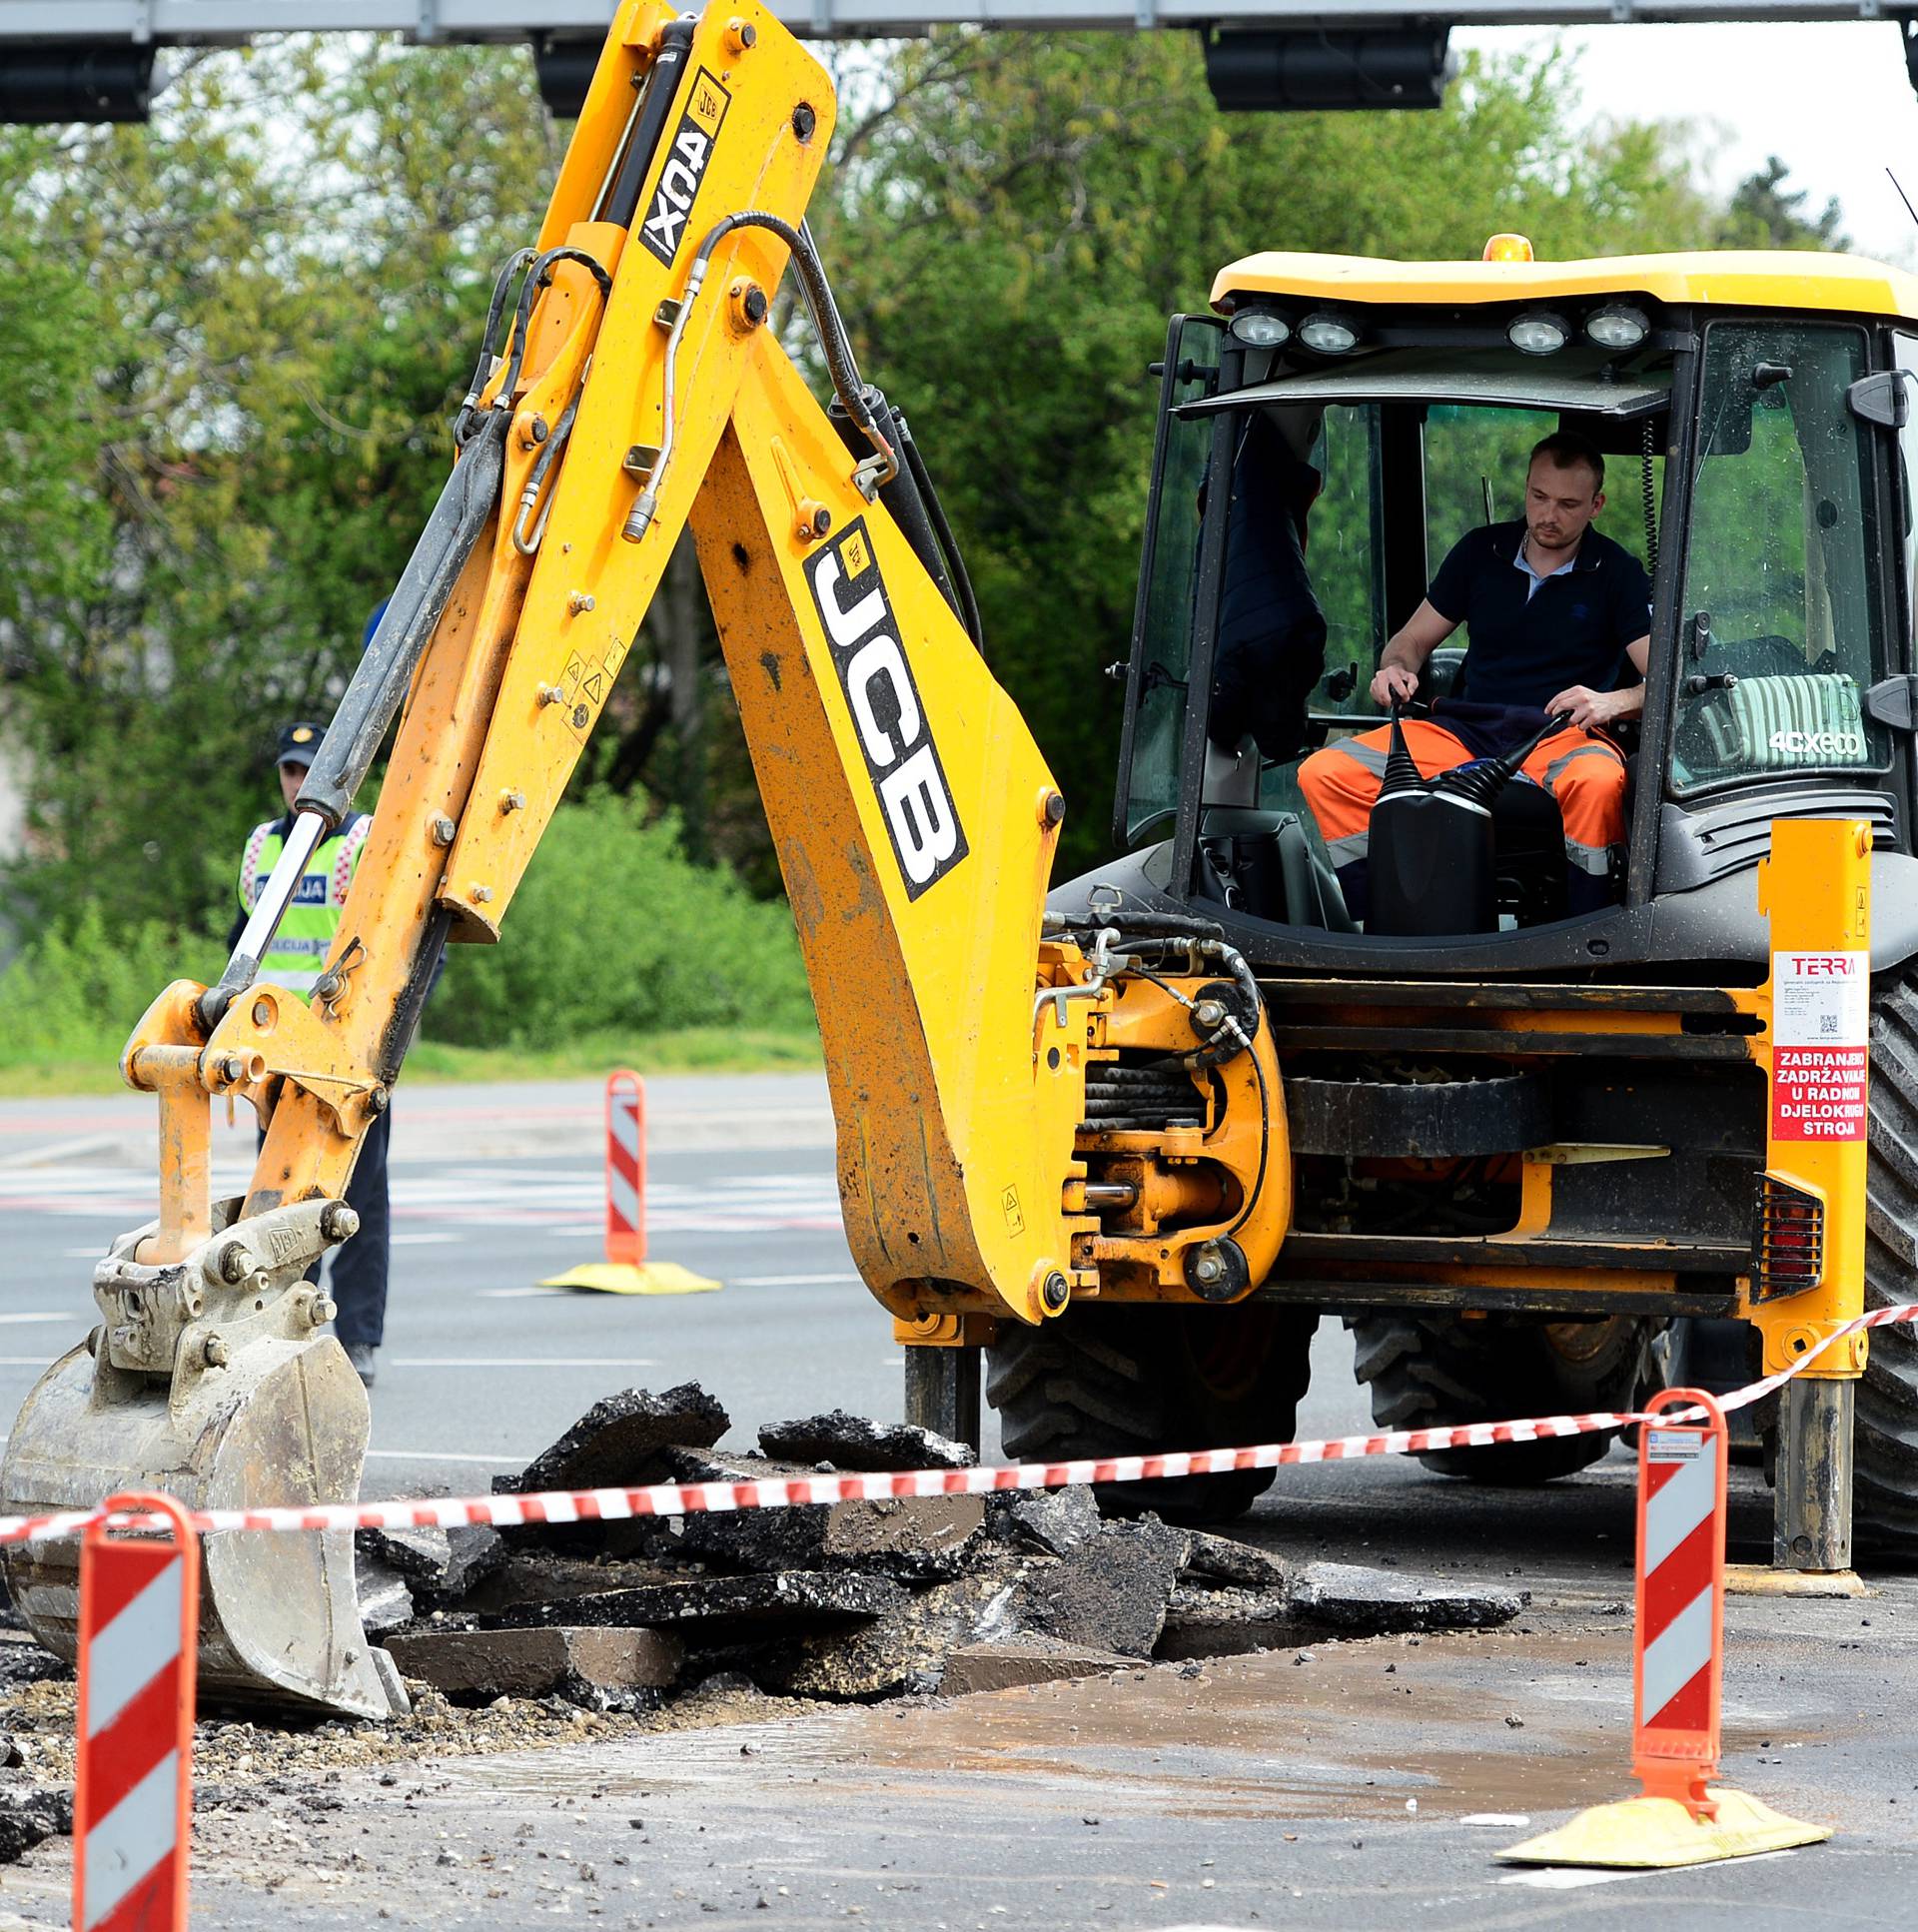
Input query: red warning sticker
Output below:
<box><xmin>1771</xmin><ymin>949</ymin><xmax>1869</xmax><ymax>1142</ymax></box>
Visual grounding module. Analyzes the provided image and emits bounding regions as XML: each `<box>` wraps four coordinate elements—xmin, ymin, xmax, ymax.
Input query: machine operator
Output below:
<box><xmin>1298</xmin><ymin>430</ymin><xmax>1650</xmax><ymax>918</ymax></box>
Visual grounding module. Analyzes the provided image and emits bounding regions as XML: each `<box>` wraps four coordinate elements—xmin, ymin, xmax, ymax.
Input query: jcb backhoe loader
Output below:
<box><xmin>5</xmin><ymin>0</ymin><xmax>1915</xmax><ymax>1715</ymax></box>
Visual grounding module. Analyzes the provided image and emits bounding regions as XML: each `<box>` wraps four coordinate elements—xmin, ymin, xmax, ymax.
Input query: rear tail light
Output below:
<box><xmin>1752</xmin><ymin>1173</ymin><xmax>1825</xmax><ymax>1302</ymax></box>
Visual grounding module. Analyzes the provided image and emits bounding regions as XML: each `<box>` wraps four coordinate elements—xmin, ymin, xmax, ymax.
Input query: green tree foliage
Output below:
<box><xmin>0</xmin><ymin>40</ymin><xmax>554</xmax><ymax>932</ymax></box>
<box><xmin>427</xmin><ymin>790</ymin><xmax>814</xmax><ymax>1049</ymax></box>
<box><xmin>1716</xmin><ymin>156</ymin><xmax>1848</xmax><ymax>252</ymax></box>
<box><xmin>0</xmin><ymin>904</ymin><xmax>223</xmax><ymax>1066</ymax></box>
<box><xmin>0</xmin><ymin>30</ymin><xmax>1770</xmax><ymax>1049</ymax></box>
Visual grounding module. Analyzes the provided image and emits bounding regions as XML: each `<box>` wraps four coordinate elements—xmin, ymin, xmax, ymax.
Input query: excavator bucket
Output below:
<box><xmin>0</xmin><ymin>1203</ymin><xmax>395</xmax><ymax>1719</ymax></box>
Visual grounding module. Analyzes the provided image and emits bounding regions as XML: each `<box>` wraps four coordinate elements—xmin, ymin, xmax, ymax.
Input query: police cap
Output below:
<box><xmin>277</xmin><ymin>721</ymin><xmax>324</xmax><ymax>768</ymax></box>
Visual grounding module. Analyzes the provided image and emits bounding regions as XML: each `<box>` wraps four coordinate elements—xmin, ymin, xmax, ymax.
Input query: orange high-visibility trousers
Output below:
<box><xmin>1298</xmin><ymin>717</ymin><xmax>1626</xmax><ymax>901</ymax></box>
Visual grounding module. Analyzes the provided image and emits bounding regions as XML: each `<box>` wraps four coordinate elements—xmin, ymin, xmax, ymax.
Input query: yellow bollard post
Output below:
<box><xmin>1751</xmin><ymin>819</ymin><xmax>1871</xmax><ymax>1575</ymax></box>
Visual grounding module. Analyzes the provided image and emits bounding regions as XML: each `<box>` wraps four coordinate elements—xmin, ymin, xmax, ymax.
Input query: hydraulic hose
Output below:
<box><xmin>625</xmin><ymin>210</ymin><xmax>895</xmax><ymax>542</ymax></box>
<box><xmin>455</xmin><ymin>249</ymin><xmax>535</xmax><ymax>449</ymax></box>
<box><xmin>899</xmin><ymin>415</ymin><xmax>985</xmax><ymax>656</ymax></box>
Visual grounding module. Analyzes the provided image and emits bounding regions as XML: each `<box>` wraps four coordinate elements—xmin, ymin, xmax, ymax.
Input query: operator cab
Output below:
<box><xmin>1098</xmin><ymin>243</ymin><xmax>1918</xmax><ymax>971</ymax></box>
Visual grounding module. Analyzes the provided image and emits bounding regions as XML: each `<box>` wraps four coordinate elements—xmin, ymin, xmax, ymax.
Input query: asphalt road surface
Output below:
<box><xmin>0</xmin><ymin>1073</ymin><xmax>1396</xmax><ymax>1496</ymax></box>
<box><xmin>3</xmin><ymin>1074</ymin><xmax>1915</xmax><ymax>1929</ymax></box>
<box><xmin>0</xmin><ymin>1076</ymin><xmax>903</xmax><ymax>1499</ymax></box>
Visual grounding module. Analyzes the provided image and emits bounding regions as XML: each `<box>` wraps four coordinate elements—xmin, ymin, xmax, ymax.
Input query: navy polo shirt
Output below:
<box><xmin>1428</xmin><ymin>520</ymin><xmax>1651</xmax><ymax>710</ymax></box>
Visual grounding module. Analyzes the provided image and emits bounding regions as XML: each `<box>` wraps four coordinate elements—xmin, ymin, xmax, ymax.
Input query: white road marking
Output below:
<box><xmin>364</xmin><ymin>1449</ymin><xmax>527</xmax><ymax>1464</ymax></box>
<box><xmin>389</xmin><ymin>1233</ymin><xmax>461</xmax><ymax>1246</ymax></box>
<box><xmin>0</xmin><ymin>1312</ymin><xmax>77</xmax><ymax>1324</ymax></box>
<box><xmin>3</xmin><ymin>1165</ymin><xmax>845</xmax><ymax>1239</ymax></box>
<box><xmin>732</xmin><ymin>1272</ymin><xmax>861</xmax><ymax>1287</ymax></box>
<box><xmin>1499</xmin><ymin>1870</ymin><xmax>1635</xmax><ymax>1889</ymax></box>
<box><xmin>381</xmin><ymin>1358</ymin><xmax>660</xmax><ymax>1370</ymax></box>
<box><xmin>476</xmin><ymin>1288</ymin><xmax>565</xmax><ymax>1299</ymax></box>
<box><xmin>1497</xmin><ymin>1850</ymin><xmax>1799</xmax><ymax>1888</ymax></box>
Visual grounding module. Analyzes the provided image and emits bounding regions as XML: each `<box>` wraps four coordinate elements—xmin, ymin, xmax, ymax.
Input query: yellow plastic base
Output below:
<box><xmin>1724</xmin><ymin>1563</ymin><xmax>1868</xmax><ymax>1599</ymax></box>
<box><xmin>1498</xmin><ymin>1787</ymin><xmax>1831</xmax><ymax>1870</ymax></box>
<box><xmin>537</xmin><ymin>1261</ymin><xmax>722</xmax><ymax>1296</ymax></box>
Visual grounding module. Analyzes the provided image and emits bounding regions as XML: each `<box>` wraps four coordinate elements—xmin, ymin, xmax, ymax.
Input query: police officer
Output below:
<box><xmin>229</xmin><ymin>723</ymin><xmax>389</xmax><ymax>1385</ymax></box>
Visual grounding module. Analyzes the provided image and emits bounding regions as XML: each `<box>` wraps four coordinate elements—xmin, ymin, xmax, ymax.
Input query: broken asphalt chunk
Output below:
<box><xmin>1003</xmin><ymin>1485</ymin><xmax>1100</xmax><ymax>1557</ymax></box>
<box><xmin>665</xmin><ymin>1449</ymin><xmax>831</xmax><ymax>1574</ymax></box>
<box><xmin>384</xmin><ymin>1627</ymin><xmax>682</xmax><ymax>1703</ymax></box>
<box><xmin>1156</xmin><ymin>1584</ymin><xmax>1302</xmax><ymax>1661</ymax></box>
<box><xmin>821</xmin><ymin>1495</ymin><xmax>988</xmax><ymax>1582</ymax></box>
<box><xmin>0</xmin><ymin>1642</ymin><xmax>67</xmax><ymax>1689</ymax></box>
<box><xmin>495</xmin><ymin>1383</ymin><xmax>729</xmax><ymax>1495</ymax></box>
<box><xmin>0</xmin><ymin>1781</ymin><xmax>71</xmax><ymax>1864</ymax></box>
<box><xmin>1288</xmin><ymin>1561</ymin><xmax>1524</xmax><ymax>1634</ymax></box>
<box><xmin>480</xmin><ymin>1570</ymin><xmax>906</xmax><ymax>1640</ymax></box>
<box><xmin>757</xmin><ymin>1411</ymin><xmax>975</xmax><ymax>1471</ymax></box>
<box><xmin>357</xmin><ymin>1524</ymin><xmax>450</xmax><ymax>1586</ymax></box>
<box><xmin>1182</xmin><ymin>1530</ymin><xmax>1287</xmax><ymax>1590</ymax></box>
<box><xmin>765</xmin><ymin>1567</ymin><xmax>1017</xmax><ymax>1699</ymax></box>
<box><xmin>354</xmin><ymin>1553</ymin><xmax>415</xmax><ymax>1639</ymax></box>
<box><xmin>1014</xmin><ymin>1519</ymin><xmax>1189</xmax><ymax>1659</ymax></box>
<box><xmin>942</xmin><ymin>1637</ymin><xmax>1129</xmax><ymax>1696</ymax></box>
<box><xmin>460</xmin><ymin>1552</ymin><xmax>688</xmax><ymax>1618</ymax></box>
<box><xmin>358</xmin><ymin>1524</ymin><xmax>504</xmax><ymax>1608</ymax></box>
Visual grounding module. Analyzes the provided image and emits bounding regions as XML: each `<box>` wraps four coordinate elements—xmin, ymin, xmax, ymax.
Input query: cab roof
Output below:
<box><xmin>1210</xmin><ymin>249</ymin><xmax>1918</xmax><ymax>323</ymax></box>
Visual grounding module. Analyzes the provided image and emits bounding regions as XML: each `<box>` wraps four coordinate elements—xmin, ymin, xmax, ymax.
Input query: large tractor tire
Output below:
<box><xmin>1857</xmin><ymin>975</ymin><xmax>1918</xmax><ymax>1546</ymax></box>
<box><xmin>986</xmin><ymin>1302</ymin><xmax>1318</xmax><ymax>1524</ymax></box>
<box><xmin>1346</xmin><ymin>1311</ymin><xmax>1650</xmax><ymax>1483</ymax></box>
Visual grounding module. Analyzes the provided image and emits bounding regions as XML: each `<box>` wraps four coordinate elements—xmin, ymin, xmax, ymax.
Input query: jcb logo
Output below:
<box><xmin>638</xmin><ymin>70</ymin><xmax>729</xmax><ymax>268</ymax></box>
<box><xmin>805</xmin><ymin>518</ymin><xmax>969</xmax><ymax>899</ymax></box>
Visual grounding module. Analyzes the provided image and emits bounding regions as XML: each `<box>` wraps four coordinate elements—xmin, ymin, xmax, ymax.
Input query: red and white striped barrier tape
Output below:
<box><xmin>6</xmin><ymin>1300</ymin><xmax>1914</xmax><ymax>1548</ymax></box>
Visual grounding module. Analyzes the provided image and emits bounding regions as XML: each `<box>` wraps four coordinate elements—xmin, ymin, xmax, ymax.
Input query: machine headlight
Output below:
<box><xmin>1229</xmin><ymin>310</ymin><xmax>1292</xmax><ymax>348</ymax></box>
<box><xmin>1298</xmin><ymin>312</ymin><xmax>1360</xmax><ymax>355</ymax></box>
<box><xmin>1585</xmin><ymin>303</ymin><xmax>1650</xmax><ymax>350</ymax></box>
<box><xmin>1507</xmin><ymin>310</ymin><xmax>1569</xmax><ymax>356</ymax></box>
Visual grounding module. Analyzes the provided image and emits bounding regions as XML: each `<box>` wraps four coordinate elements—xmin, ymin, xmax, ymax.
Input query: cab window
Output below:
<box><xmin>1672</xmin><ymin>322</ymin><xmax>1889</xmax><ymax>790</ymax></box>
<box><xmin>1122</xmin><ymin>319</ymin><xmax>1221</xmax><ymax>844</ymax></box>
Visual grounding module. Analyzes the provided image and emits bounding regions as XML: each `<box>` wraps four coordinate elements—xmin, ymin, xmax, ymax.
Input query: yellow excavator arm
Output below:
<box><xmin>0</xmin><ymin>0</ymin><xmax>1290</xmax><ymax>1717</ymax></box>
<box><xmin>138</xmin><ymin>0</ymin><xmax>1094</xmax><ymax>1332</ymax></box>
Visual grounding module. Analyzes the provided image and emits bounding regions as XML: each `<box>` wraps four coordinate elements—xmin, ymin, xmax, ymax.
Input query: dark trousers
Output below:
<box><xmin>331</xmin><ymin>1105</ymin><xmax>391</xmax><ymax>1349</ymax></box>
<box><xmin>255</xmin><ymin>1104</ymin><xmax>391</xmax><ymax>1349</ymax></box>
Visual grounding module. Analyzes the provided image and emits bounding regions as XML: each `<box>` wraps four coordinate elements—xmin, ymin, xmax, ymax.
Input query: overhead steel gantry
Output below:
<box><xmin>0</xmin><ymin>0</ymin><xmax>1913</xmax><ymax>119</ymax></box>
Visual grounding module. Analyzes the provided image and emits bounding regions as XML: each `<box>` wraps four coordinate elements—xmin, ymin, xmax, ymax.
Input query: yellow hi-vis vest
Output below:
<box><xmin>236</xmin><ymin>813</ymin><xmax>372</xmax><ymax>999</ymax></box>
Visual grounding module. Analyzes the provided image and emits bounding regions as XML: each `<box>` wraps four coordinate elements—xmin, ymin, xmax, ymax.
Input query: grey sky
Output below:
<box><xmin>1461</xmin><ymin>22</ymin><xmax>1918</xmax><ymax>266</ymax></box>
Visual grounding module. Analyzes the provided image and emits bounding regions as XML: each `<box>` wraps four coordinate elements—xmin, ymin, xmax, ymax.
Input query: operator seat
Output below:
<box><xmin>1199</xmin><ymin>807</ymin><xmax>1359</xmax><ymax>930</ymax></box>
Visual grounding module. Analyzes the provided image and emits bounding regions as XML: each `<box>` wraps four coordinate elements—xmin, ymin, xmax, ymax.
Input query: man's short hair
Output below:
<box><xmin>1528</xmin><ymin>430</ymin><xmax>1604</xmax><ymax>493</ymax></box>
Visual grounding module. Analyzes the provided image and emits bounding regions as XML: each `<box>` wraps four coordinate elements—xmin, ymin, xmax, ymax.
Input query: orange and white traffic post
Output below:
<box><xmin>74</xmin><ymin>1491</ymin><xmax>199</xmax><ymax>1932</ymax></box>
<box><xmin>539</xmin><ymin>1070</ymin><xmax>720</xmax><ymax>1296</ymax></box>
<box><xmin>1631</xmin><ymin>1388</ymin><xmax>1730</xmax><ymax>1817</ymax></box>
<box><xmin>1501</xmin><ymin>1389</ymin><xmax>1828</xmax><ymax>1869</ymax></box>
<box><xmin>605</xmin><ymin>1068</ymin><xmax>648</xmax><ymax>1269</ymax></box>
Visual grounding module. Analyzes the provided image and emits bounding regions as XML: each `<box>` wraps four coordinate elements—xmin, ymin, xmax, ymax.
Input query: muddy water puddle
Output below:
<box><xmin>437</xmin><ymin>1629</ymin><xmax>1634</xmax><ymax>1823</ymax></box>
